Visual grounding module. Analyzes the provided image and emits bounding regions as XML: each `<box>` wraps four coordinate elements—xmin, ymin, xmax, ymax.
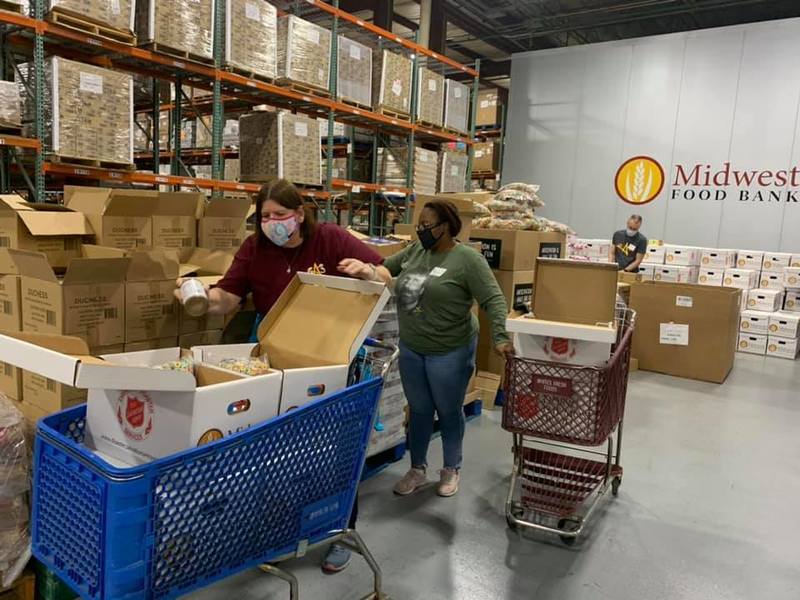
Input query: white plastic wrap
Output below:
<box><xmin>0</xmin><ymin>81</ymin><xmax>21</xmax><ymax>126</ymax></box>
<box><xmin>444</xmin><ymin>79</ymin><xmax>470</xmax><ymax>133</ymax></box>
<box><xmin>337</xmin><ymin>35</ymin><xmax>372</xmax><ymax>108</ymax></box>
<box><xmin>416</xmin><ymin>66</ymin><xmax>444</xmax><ymax>127</ymax></box>
<box><xmin>135</xmin><ymin>0</ymin><xmax>214</xmax><ymax>60</ymax></box>
<box><xmin>377</xmin><ymin>146</ymin><xmax>437</xmax><ymax>194</ymax></box>
<box><xmin>277</xmin><ymin>15</ymin><xmax>332</xmax><ymax>91</ymax></box>
<box><xmin>374</xmin><ymin>49</ymin><xmax>413</xmax><ymax>115</ymax></box>
<box><xmin>438</xmin><ymin>149</ymin><xmax>468</xmax><ymax>193</ymax></box>
<box><xmin>223</xmin><ymin>0</ymin><xmax>277</xmax><ymax>80</ymax></box>
<box><xmin>0</xmin><ymin>395</ymin><xmax>29</xmax><ymax>589</ymax></box>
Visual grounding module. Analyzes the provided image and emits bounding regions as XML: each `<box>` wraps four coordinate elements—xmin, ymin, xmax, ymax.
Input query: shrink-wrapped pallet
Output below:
<box><xmin>416</xmin><ymin>67</ymin><xmax>444</xmax><ymax>127</ymax></box>
<box><xmin>0</xmin><ymin>395</ymin><xmax>29</xmax><ymax>589</ymax></box>
<box><xmin>373</xmin><ymin>49</ymin><xmax>412</xmax><ymax>116</ymax></box>
<box><xmin>444</xmin><ymin>79</ymin><xmax>470</xmax><ymax>133</ymax></box>
<box><xmin>135</xmin><ymin>0</ymin><xmax>214</xmax><ymax>61</ymax></box>
<box><xmin>0</xmin><ymin>81</ymin><xmax>21</xmax><ymax>126</ymax></box>
<box><xmin>222</xmin><ymin>0</ymin><xmax>277</xmax><ymax>80</ymax></box>
<box><xmin>438</xmin><ymin>149</ymin><xmax>468</xmax><ymax>193</ymax></box>
<box><xmin>277</xmin><ymin>15</ymin><xmax>331</xmax><ymax>92</ymax></box>
<box><xmin>239</xmin><ymin>111</ymin><xmax>321</xmax><ymax>186</ymax></box>
<box><xmin>19</xmin><ymin>0</ymin><xmax>134</xmax><ymax>32</ymax></box>
<box><xmin>337</xmin><ymin>35</ymin><xmax>372</xmax><ymax>108</ymax></box>
<box><xmin>377</xmin><ymin>146</ymin><xmax>437</xmax><ymax>195</ymax></box>
<box><xmin>321</xmin><ymin>157</ymin><xmax>349</xmax><ymax>182</ymax></box>
<box><xmin>24</xmin><ymin>57</ymin><xmax>132</xmax><ymax>165</ymax></box>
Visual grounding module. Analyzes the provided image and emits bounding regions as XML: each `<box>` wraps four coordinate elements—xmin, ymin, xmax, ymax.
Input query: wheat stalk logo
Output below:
<box><xmin>616</xmin><ymin>156</ymin><xmax>663</xmax><ymax>205</ymax></box>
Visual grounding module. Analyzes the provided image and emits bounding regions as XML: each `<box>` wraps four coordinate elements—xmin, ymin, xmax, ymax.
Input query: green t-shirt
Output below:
<box><xmin>384</xmin><ymin>242</ymin><xmax>510</xmax><ymax>355</ymax></box>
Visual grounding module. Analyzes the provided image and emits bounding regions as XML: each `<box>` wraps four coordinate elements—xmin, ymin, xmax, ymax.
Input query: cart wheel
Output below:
<box><xmin>557</xmin><ymin>518</ymin><xmax>580</xmax><ymax>546</ymax></box>
<box><xmin>611</xmin><ymin>477</ymin><xmax>622</xmax><ymax>497</ymax></box>
<box><xmin>506</xmin><ymin>506</ymin><xmax>524</xmax><ymax>531</ymax></box>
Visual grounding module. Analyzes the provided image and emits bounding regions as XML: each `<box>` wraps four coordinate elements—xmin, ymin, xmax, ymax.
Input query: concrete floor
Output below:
<box><xmin>191</xmin><ymin>354</ymin><xmax>800</xmax><ymax>600</ymax></box>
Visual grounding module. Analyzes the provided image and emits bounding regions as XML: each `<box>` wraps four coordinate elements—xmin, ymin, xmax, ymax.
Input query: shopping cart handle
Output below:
<box><xmin>362</xmin><ymin>338</ymin><xmax>400</xmax><ymax>378</ymax></box>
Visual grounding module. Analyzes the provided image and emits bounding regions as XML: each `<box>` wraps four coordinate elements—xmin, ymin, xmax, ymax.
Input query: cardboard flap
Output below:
<box><xmin>0</xmin><ymin>331</ymin><xmax>88</xmax><ymax>386</ymax></box>
<box><xmin>0</xmin><ymin>195</ymin><xmax>26</xmax><ymax>213</ymax></box>
<box><xmin>126</xmin><ymin>250</ymin><xmax>180</xmax><ymax>281</ymax></box>
<box><xmin>62</xmin><ymin>257</ymin><xmax>131</xmax><ymax>285</ymax></box>
<box><xmin>258</xmin><ymin>273</ymin><xmax>390</xmax><ymax>369</ymax></box>
<box><xmin>17</xmin><ymin>210</ymin><xmax>93</xmax><ymax>237</ymax></box>
<box><xmin>181</xmin><ymin>248</ymin><xmax>234</xmax><ymax>276</ymax></box>
<box><xmin>65</xmin><ymin>186</ymin><xmax>159</xmax><ymax>217</ymax></box>
<box><xmin>155</xmin><ymin>192</ymin><xmax>203</xmax><ymax>217</ymax></box>
<box><xmin>75</xmin><ymin>362</ymin><xmax>196</xmax><ymax>392</ymax></box>
<box><xmin>10</xmin><ymin>250</ymin><xmax>57</xmax><ymax>282</ymax></box>
<box><xmin>533</xmin><ymin>259</ymin><xmax>619</xmax><ymax>326</ymax></box>
<box><xmin>202</xmin><ymin>196</ymin><xmax>252</xmax><ymax>219</ymax></box>
<box><xmin>63</xmin><ymin>186</ymin><xmax>112</xmax><ymax>213</ymax></box>
<box><xmin>506</xmin><ymin>316</ymin><xmax>617</xmax><ymax>343</ymax></box>
<box><xmin>80</xmin><ymin>245</ymin><xmax>129</xmax><ymax>259</ymax></box>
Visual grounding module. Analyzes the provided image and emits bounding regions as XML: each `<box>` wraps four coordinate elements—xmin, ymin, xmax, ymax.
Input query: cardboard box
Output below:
<box><xmin>444</xmin><ymin>79</ymin><xmax>470</xmax><ymax>134</ymax></box>
<box><xmin>533</xmin><ymin>259</ymin><xmax>618</xmax><ymax>326</ymax></box>
<box><xmin>618</xmin><ymin>271</ymin><xmax>643</xmax><ymax>284</ymax></box>
<box><xmin>746</xmin><ymin>289</ymin><xmax>783</xmax><ymax>312</ymax></box>
<box><xmin>197</xmin><ymin>196</ymin><xmax>251</xmax><ymax>251</ymax></box>
<box><xmin>0</xmin><ymin>359</ymin><xmax>21</xmax><ymax>400</ymax></box>
<box><xmin>473</xmin><ymin>371</ymin><xmax>501</xmax><ymax>409</ymax></box>
<box><xmin>135</xmin><ymin>0</ymin><xmax>214</xmax><ymax>60</ymax></box>
<box><xmin>664</xmin><ymin>245</ymin><xmax>701</xmax><ymax>266</ymax></box>
<box><xmin>784</xmin><ymin>290</ymin><xmax>800</xmax><ymax>312</ymax></box>
<box><xmin>761</xmin><ymin>252</ymin><xmax>792</xmax><ymax>271</ymax></box>
<box><xmin>740</xmin><ymin>310</ymin><xmax>771</xmax><ymax>335</ymax></box>
<box><xmin>571</xmin><ymin>238</ymin><xmax>612</xmax><ymax>260</ymax></box>
<box><xmin>416</xmin><ymin>66</ymin><xmax>444</xmax><ymax>127</ymax></box>
<box><xmin>783</xmin><ymin>267</ymin><xmax>800</xmax><ymax>288</ymax></box>
<box><xmin>738</xmin><ymin>332</ymin><xmax>767</xmax><ymax>355</ymax></box>
<box><xmin>0</xmin><ymin>195</ymin><xmax>92</xmax><ymax>269</ymax></box>
<box><xmin>768</xmin><ymin>312</ymin><xmax>800</xmax><ymax>339</ymax></box>
<box><xmin>22</xmin><ymin>368</ymin><xmax>86</xmax><ymax>413</ymax></box>
<box><xmin>20</xmin><ymin>252</ymin><xmax>130</xmax><ymax>348</ymax></box>
<box><xmin>338</xmin><ymin>34</ymin><xmax>372</xmax><ymax>108</ymax></box>
<box><xmin>346</xmin><ymin>228</ymin><xmax>407</xmax><ymax>259</ymax></box>
<box><xmin>123</xmin><ymin>250</ymin><xmax>180</xmax><ymax>343</ymax></box>
<box><xmin>507</xmin><ymin>316</ymin><xmax>615</xmax><ymax>367</ymax></box>
<box><xmin>759</xmin><ymin>273</ymin><xmax>785</xmax><ymax>292</ymax></box>
<box><xmin>223</xmin><ymin>0</ymin><xmax>278</xmax><ymax>81</ymax></box>
<box><xmin>700</xmin><ymin>249</ymin><xmax>737</xmax><ymax>268</ymax></box>
<box><xmin>737</xmin><ymin>250</ymin><xmax>764</xmax><ymax>270</ymax></box>
<box><xmin>470</xmin><ymin>229</ymin><xmax>567</xmax><ymax>271</ymax></box>
<box><xmin>152</xmin><ymin>192</ymin><xmax>201</xmax><ymax>260</ymax></box>
<box><xmin>635</xmin><ymin>264</ymin><xmax>656</xmax><ymax>280</ymax></box>
<box><xmin>723</xmin><ymin>268</ymin><xmax>758</xmax><ymax>290</ymax></box>
<box><xmin>277</xmin><ymin>14</ymin><xmax>331</xmax><ymax>91</ymax></box>
<box><xmin>643</xmin><ymin>245</ymin><xmax>666</xmax><ymax>264</ymax></box>
<box><xmin>472</xmin><ymin>142</ymin><xmax>500</xmax><ymax>172</ymax></box>
<box><xmin>438</xmin><ymin>149</ymin><xmax>468</xmax><ymax>193</ymax></box>
<box><xmin>373</xmin><ymin>49</ymin><xmax>413</xmax><ymax>116</ymax></box>
<box><xmin>630</xmin><ymin>282</ymin><xmax>741</xmax><ymax>383</ymax></box>
<box><xmin>123</xmin><ymin>337</ymin><xmax>178</xmax><ymax>353</ymax></box>
<box><xmin>178</xmin><ymin>330</ymin><xmax>223</xmax><ymax>348</ymax></box>
<box><xmin>493</xmin><ymin>269</ymin><xmax>534</xmax><ymax>311</ymax></box>
<box><xmin>476</xmin><ymin>89</ymin><xmax>501</xmax><ymax>127</ymax></box>
<box><xmin>698</xmin><ymin>269</ymin><xmax>724</xmax><ymax>286</ymax></box>
<box><xmin>654</xmin><ymin>265</ymin><xmax>699</xmax><ymax>284</ymax></box>
<box><xmin>791</xmin><ymin>255</ymin><xmax>800</xmax><ymax>268</ymax></box>
<box><xmin>377</xmin><ymin>146</ymin><xmax>438</xmax><ymax>195</ymax></box>
<box><xmin>64</xmin><ymin>186</ymin><xmax>159</xmax><ymax>250</ymax></box>
<box><xmin>766</xmin><ymin>336</ymin><xmax>799</xmax><ymax>360</ymax></box>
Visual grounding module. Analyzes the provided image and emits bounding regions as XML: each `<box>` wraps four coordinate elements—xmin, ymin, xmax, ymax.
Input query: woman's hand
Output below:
<box><xmin>495</xmin><ymin>342</ymin><xmax>515</xmax><ymax>358</ymax></box>
<box><xmin>338</xmin><ymin>258</ymin><xmax>376</xmax><ymax>280</ymax></box>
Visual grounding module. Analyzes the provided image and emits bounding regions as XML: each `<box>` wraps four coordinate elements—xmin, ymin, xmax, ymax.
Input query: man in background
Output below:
<box><xmin>610</xmin><ymin>214</ymin><xmax>647</xmax><ymax>272</ymax></box>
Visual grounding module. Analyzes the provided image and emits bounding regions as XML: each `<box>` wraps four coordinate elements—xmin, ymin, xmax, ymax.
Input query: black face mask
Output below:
<box><xmin>417</xmin><ymin>224</ymin><xmax>443</xmax><ymax>250</ymax></box>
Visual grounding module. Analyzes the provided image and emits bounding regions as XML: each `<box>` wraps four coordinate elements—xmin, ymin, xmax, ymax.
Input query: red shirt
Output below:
<box><xmin>216</xmin><ymin>223</ymin><xmax>384</xmax><ymax>315</ymax></box>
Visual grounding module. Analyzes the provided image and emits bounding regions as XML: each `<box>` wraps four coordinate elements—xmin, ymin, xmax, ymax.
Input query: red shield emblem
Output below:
<box><xmin>517</xmin><ymin>394</ymin><xmax>539</xmax><ymax>420</ymax></box>
<box><xmin>125</xmin><ymin>396</ymin><xmax>145</xmax><ymax>428</ymax></box>
<box><xmin>549</xmin><ymin>338</ymin><xmax>570</xmax><ymax>356</ymax></box>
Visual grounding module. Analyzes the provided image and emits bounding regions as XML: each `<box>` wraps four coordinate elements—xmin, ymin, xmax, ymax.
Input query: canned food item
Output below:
<box><xmin>180</xmin><ymin>279</ymin><xmax>209</xmax><ymax>317</ymax></box>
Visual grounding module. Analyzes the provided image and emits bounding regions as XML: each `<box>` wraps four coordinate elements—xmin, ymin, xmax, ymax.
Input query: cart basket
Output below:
<box><xmin>31</xmin><ymin>378</ymin><xmax>384</xmax><ymax>600</ymax></box>
<box><xmin>502</xmin><ymin>309</ymin><xmax>635</xmax><ymax>446</ymax></box>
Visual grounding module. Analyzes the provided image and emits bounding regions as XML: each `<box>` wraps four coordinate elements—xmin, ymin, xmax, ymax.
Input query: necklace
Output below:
<box><xmin>281</xmin><ymin>244</ymin><xmax>302</xmax><ymax>274</ymax></box>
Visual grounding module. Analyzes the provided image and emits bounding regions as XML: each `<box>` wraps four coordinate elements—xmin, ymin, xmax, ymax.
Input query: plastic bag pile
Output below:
<box><xmin>472</xmin><ymin>183</ymin><xmax>574</xmax><ymax>234</ymax></box>
<box><xmin>0</xmin><ymin>396</ymin><xmax>30</xmax><ymax>588</ymax></box>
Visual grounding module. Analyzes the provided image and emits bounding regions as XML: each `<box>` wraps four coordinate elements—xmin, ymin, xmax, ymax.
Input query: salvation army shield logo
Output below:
<box><xmin>117</xmin><ymin>391</ymin><xmax>155</xmax><ymax>441</ymax></box>
<box><xmin>542</xmin><ymin>337</ymin><xmax>577</xmax><ymax>361</ymax></box>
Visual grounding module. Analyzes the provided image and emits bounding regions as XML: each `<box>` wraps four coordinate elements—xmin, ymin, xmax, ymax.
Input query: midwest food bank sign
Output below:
<box><xmin>615</xmin><ymin>156</ymin><xmax>800</xmax><ymax>205</ymax></box>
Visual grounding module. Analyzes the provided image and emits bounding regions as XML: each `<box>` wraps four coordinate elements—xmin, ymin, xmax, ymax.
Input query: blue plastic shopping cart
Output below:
<box><xmin>30</xmin><ymin>339</ymin><xmax>399</xmax><ymax>600</ymax></box>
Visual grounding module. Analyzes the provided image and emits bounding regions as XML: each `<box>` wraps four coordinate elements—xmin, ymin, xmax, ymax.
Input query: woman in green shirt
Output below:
<box><xmin>341</xmin><ymin>200</ymin><xmax>514</xmax><ymax>497</ymax></box>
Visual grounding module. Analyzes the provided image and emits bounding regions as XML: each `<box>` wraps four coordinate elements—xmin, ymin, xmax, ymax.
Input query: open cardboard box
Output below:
<box><xmin>192</xmin><ymin>272</ymin><xmax>391</xmax><ymax>414</ymax></box>
<box><xmin>533</xmin><ymin>259</ymin><xmax>619</xmax><ymax>325</ymax></box>
<box><xmin>506</xmin><ymin>315</ymin><xmax>616</xmax><ymax>367</ymax></box>
<box><xmin>0</xmin><ymin>331</ymin><xmax>283</xmax><ymax>466</ymax></box>
<box><xmin>346</xmin><ymin>228</ymin><xmax>407</xmax><ymax>259</ymax></box>
<box><xmin>198</xmin><ymin>196</ymin><xmax>252</xmax><ymax>251</ymax></box>
<box><xmin>152</xmin><ymin>192</ymin><xmax>202</xmax><ymax>261</ymax></box>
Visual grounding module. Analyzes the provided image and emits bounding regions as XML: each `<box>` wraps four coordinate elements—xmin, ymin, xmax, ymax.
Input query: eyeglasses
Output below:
<box><xmin>416</xmin><ymin>222</ymin><xmax>442</xmax><ymax>232</ymax></box>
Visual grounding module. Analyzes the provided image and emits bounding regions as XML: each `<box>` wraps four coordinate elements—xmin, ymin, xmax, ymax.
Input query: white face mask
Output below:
<box><xmin>261</xmin><ymin>214</ymin><xmax>298</xmax><ymax>247</ymax></box>
<box><xmin>626</xmin><ymin>228</ymin><xmax>638</xmax><ymax>237</ymax></box>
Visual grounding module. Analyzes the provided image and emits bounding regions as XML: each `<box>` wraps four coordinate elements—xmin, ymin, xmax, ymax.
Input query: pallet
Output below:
<box><xmin>0</xmin><ymin>120</ymin><xmax>22</xmax><ymax>135</ymax></box>
<box><xmin>361</xmin><ymin>440</ymin><xmax>407</xmax><ymax>482</ymax></box>
<box><xmin>375</xmin><ymin>107</ymin><xmax>411</xmax><ymax>123</ymax></box>
<box><xmin>222</xmin><ymin>64</ymin><xmax>274</xmax><ymax>84</ymax></box>
<box><xmin>142</xmin><ymin>42</ymin><xmax>213</xmax><ymax>66</ymax></box>
<box><xmin>418</xmin><ymin>120</ymin><xmax>445</xmax><ymax>131</ymax></box>
<box><xmin>45</xmin><ymin>9</ymin><xmax>135</xmax><ymax>45</ymax></box>
<box><xmin>47</xmin><ymin>155</ymin><xmax>136</xmax><ymax>171</ymax></box>
<box><xmin>0</xmin><ymin>1</ymin><xmax>23</xmax><ymax>15</ymax></box>
<box><xmin>277</xmin><ymin>79</ymin><xmax>331</xmax><ymax>99</ymax></box>
<box><xmin>340</xmin><ymin>97</ymin><xmax>372</xmax><ymax>112</ymax></box>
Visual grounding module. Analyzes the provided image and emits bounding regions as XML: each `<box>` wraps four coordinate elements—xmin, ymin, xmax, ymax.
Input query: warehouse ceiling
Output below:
<box><xmin>338</xmin><ymin>0</ymin><xmax>800</xmax><ymax>89</ymax></box>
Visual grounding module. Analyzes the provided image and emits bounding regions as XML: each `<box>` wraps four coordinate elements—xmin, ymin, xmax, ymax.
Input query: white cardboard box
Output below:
<box><xmin>697</xmin><ymin>269</ymin><xmax>724</xmax><ymax>286</ymax></box>
<box><xmin>737</xmin><ymin>332</ymin><xmax>767</xmax><ymax>355</ymax></box>
<box><xmin>791</xmin><ymin>255</ymin><xmax>800</xmax><ymax>268</ymax></box>
<box><xmin>737</xmin><ymin>250</ymin><xmax>764</xmax><ymax>270</ymax></box>
<box><xmin>768</xmin><ymin>312</ymin><xmax>800</xmax><ymax>339</ymax></box>
<box><xmin>784</xmin><ymin>290</ymin><xmax>800</xmax><ymax>312</ymax></box>
<box><xmin>761</xmin><ymin>252</ymin><xmax>792</xmax><ymax>271</ymax></box>
<box><xmin>643</xmin><ymin>245</ymin><xmax>665</xmax><ymax>264</ymax></box>
<box><xmin>506</xmin><ymin>316</ymin><xmax>616</xmax><ymax>367</ymax></box>
<box><xmin>664</xmin><ymin>245</ymin><xmax>701</xmax><ymax>266</ymax></box>
<box><xmin>740</xmin><ymin>310</ymin><xmax>771</xmax><ymax>335</ymax></box>
<box><xmin>759</xmin><ymin>272</ymin><xmax>785</xmax><ymax>292</ymax></box>
<box><xmin>700</xmin><ymin>249</ymin><xmax>737</xmax><ymax>268</ymax></box>
<box><xmin>746</xmin><ymin>289</ymin><xmax>783</xmax><ymax>312</ymax></box>
<box><xmin>766</xmin><ymin>336</ymin><xmax>800</xmax><ymax>360</ymax></box>
<box><xmin>723</xmin><ymin>268</ymin><xmax>758</xmax><ymax>290</ymax></box>
<box><xmin>653</xmin><ymin>265</ymin><xmax>699</xmax><ymax>283</ymax></box>
<box><xmin>572</xmin><ymin>239</ymin><xmax>611</xmax><ymax>259</ymax></box>
<box><xmin>783</xmin><ymin>267</ymin><xmax>800</xmax><ymax>288</ymax></box>
<box><xmin>635</xmin><ymin>264</ymin><xmax>656</xmax><ymax>280</ymax></box>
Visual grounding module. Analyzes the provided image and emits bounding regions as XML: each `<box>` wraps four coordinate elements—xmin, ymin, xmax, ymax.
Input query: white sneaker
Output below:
<box><xmin>437</xmin><ymin>468</ymin><xmax>460</xmax><ymax>497</ymax></box>
<box><xmin>393</xmin><ymin>467</ymin><xmax>427</xmax><ymax>496</ymax></box>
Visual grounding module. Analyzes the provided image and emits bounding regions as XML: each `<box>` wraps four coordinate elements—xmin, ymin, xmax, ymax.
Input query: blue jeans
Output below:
<box><xmin>399</xmin><ymin>338</ymin><xmax>477</xmax><ymax>470</ymax></box>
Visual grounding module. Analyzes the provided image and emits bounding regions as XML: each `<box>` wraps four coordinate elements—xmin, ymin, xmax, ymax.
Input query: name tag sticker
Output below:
<box><xmin>430</xmin><ymin>267</ymin><xmax>447</xmax><ymax>277</ymax></box>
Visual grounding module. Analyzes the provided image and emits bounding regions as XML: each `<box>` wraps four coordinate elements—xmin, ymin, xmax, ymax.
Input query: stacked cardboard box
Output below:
<box><xmin>0</xmin><ymin>80</ymin><xmax>21</xmax><ymax>126</ymax></box>
<box><xmin>643</xmin><ymin>240</ymin><xmax>666</xmax><ymax>264</ymax></box>
<box><xmin>318</xmin><ymin>118</ymin><xmax>347</xmax><ymax>139</ymax></box>
<box><xmin>438</xmin><ymin>149</ymin><xmax>468</xmax><ymax>193</ymax></box>
<box><xmin>37</xmin><ymin>0</ymin><xmax>135</xmax><ymax>32</ymax></box>
<box><xmin>30</xmin><ymin>57</ymin><xmax>133</xmax><ymax>165</ymax></box>
<box><xmin>654</xmin><ymin>244</ymin><xmax>700</xmax><ymax>283</ymax></box>
<box><xmin>239</xmin><ymin>111</ymin><xmax>321</xmax><ymax>186</ymax></box>
<box><xmin>197</xmin><ymin>196</ymin><xmax>251</xmax><ymax>251</ymax></box>
<box><xmin>377</xmin><ymin>146</ymin><xmax>438</xmax><ymax>194</ymax></box>
<box><xmin>373</xmin><ymin>49</ymin><xmax>413</xmax><ymax>116</ymax></box>
<box><xmin>178</xmin><ymin>248</ymin><xmax>234</xmax><ymax>346</ymax></box>
<box><xmin>136</xmin><ymin>0</ymin><xmax>214</xmax><ymax>60</ymax></box>
<box><xmin>320</xmin><ymin>157</ymin><xmax>349</xmax><ymax>182</ymax></box>
<box><xmin>569</xmin><ymin>238</ymin><xmax>612</xmax><ymax>263</ymax></box>
<box><xmin>134</xmin><ymin>111</ymin><xmax>169</xmax><ymax>153</ymax></box>
<box><xmin>416</xmin><ymin>66</ymin><xmax>444</xmax><ymax>127</ymax></box>
<box><xmin>222</xmin><ymin>0</ymin><xmax>277</xmax><ymax>80</ymax></box>
<box><xmin>444</xmin><ymin>79</ymin><xmax>470</xmax><ymax>134</ymax></box>
<box><xmin>337</xmin><ymin>35</ymin><xmax>372</xmax><ymax>108</ymax></box>
<box><xmin>277</xmin><ymin>14</ymin><xmax>331</xmax><ymax>92</ymax></box>
<box><xmin>473</xmin><ymin>141</ymin><xmax>500</xmax><ymax>172</ymax></box>
<box><xmin>476</xmin><ymin>89</ymin><xmax>501</xmax><ymax>127</ymax></box>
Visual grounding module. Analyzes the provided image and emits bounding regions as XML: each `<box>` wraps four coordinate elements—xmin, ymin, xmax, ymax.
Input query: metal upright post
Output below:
<box><xmin>497</xmin><ymin>102</ymin><xmax>506</xmax><ymax>184</ymax></box>
<box><xmin>152</xmin><ymin>78</ymin><xmax>161</xmax><ymax>179</ymax></box>
<box><xmin>368</xmin><ymin>131</ymin><xmax>379</xmax><ymax>236</ymax></box>
<box><xmin>405</xmin><ymin>32</ymin><xmax>419</xmax><ymax>223</ymax></box>
<box><xmin>33</xmin><ymin>0</ymin><xmax>46</xmax><ymax>201</ymax></box>
<box><xmin>324</xmin><ymin>0</ymin><xmax>340</xmax><ymax>223</ymax></box>
<box><xmin>172</xmin><ymin>79</ymin><xmax>183</xmax><ymax>182</ymax></box>
<box><xmin>211</xmin><ymin>0</ymin><xmax>224</xmax><ymax>196</ymax></box>
<box><xmin>465</xmin><ymin>58</ymin><xmax>481</xmax><ymax>188</ymax></box>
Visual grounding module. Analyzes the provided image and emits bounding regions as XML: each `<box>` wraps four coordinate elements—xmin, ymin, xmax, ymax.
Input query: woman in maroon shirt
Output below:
<box><xmin>192</xmin><ymin>179</ymin><xmax>384</xmax><ymax>574</ymax></box>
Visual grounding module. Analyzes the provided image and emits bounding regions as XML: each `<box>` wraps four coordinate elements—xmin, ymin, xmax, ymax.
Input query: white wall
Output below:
<box><xmin>505</xmin><ymin>18</ymin><xmax>800</xmax><ymax>252</ymax></box>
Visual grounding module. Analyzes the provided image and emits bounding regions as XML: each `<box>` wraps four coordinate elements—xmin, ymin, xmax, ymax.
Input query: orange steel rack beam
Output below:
<box><xmin>0</xmin><ymin>134</ymin><xmax>41</xmax><ymax>151</ymax></box>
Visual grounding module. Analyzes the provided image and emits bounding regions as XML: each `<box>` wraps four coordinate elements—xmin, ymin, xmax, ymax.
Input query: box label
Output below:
<box><xmin>512</xmin><ymin>283</ymin><xmax>533</xmax><ymax>311</ymax></box>
<box><xmin>79</xmin><ymin>72</ymin><xmax>104</xmax><ymax>94</ymax></box>
<box><xmin>305</xmin><ymin>26</ymin><xmax>320</xmax><ymax>45</ymax></box>
<box><xmin>660</xmin><ymin>323</ymin><xmax>689</xmax><ymax>346</ymax></box>
<box><xmin>480</xmin><ymin>100</ymin><xmax>489</xmax><ymax>108</ymax></box>
<box><xmin>454</xmin><ymin>86</ymin><xmax>462</xmax><ymax>99</ymax></box>
<box><xmin>676</xmin><ymin>295</ymin><xmax>693</xmax><ymax>308</ymax></box>
<box><xmin>111</xmin><ymin>0</ymin><xmax>121</xmax><ymax>15</ymax></box>
<box><xmin>428</xmin><ymin>79</ymin><xmax>437</xmax><ymax>92</ymax></box>
<box><xmin>392</xmin><ymin>79</ymin><xmax>403</xmax><ymax>97</ymax></box>
<box><xmin>539</xmin><ymin>242</ymin><xmax>562</xmax><ymax>259</ymax></box>
<box><xmin>245</xmin><ymin>1</ymin><xmax>261</xmax><ymax>20</ymax></box>
<box><xmin>450</xmin><ymin>166</ymin><xmax>459</xmax><ymax>176</ymax></box>
<box><xmin>349</xmin><ymin>44</ymin><xmax>361</xmax><ymax>60</ymax></box>
<box><xmin>474</xmin><ymin>238</ymin><xmax>501</xmax><ymax>269</ymax></box>
<box><xmin>294</xmin><ymin>122</ymin><xmax>308</xmax><ymax>138</ymax></box>
<box><xmin>531</xmin><ymin>374</ymin><xmax>573</xmax><ymax>398</ymax></box>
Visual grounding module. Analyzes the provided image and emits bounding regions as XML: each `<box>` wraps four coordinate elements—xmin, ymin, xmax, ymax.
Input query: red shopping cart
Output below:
<box><xmin>502</xmin><ymin>306</ymin><xmax>635</xmax><ymax>545</ymax></box>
